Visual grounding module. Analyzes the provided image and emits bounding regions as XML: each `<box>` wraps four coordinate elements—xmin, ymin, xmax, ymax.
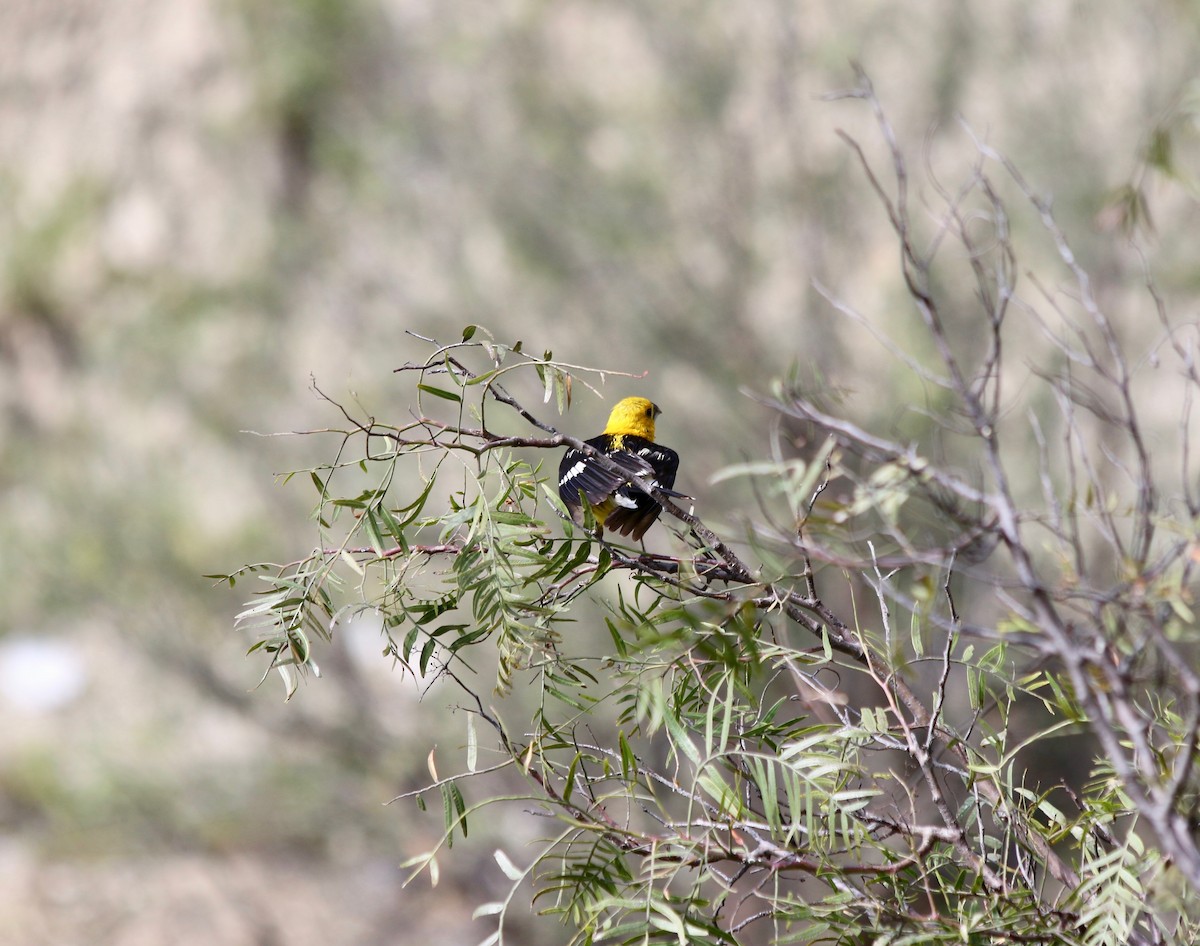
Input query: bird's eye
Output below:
<box><xmin>645</xmin><ymin>406</ymin><xmax>652</xmax><ymax>416</ymax></box>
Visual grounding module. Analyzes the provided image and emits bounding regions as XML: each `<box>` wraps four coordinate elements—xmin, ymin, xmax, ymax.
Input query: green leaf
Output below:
<box><xmin>910</xmin><ymin>609</ymin><xmax>924</xmax><ymax>658</ymax></box>
<box><xmin>417</xmin><ymin>383</ymin><xmax>462</xmax><ymax>402</ymax></box>
<box><xmin>395</xmin><ymin>475</ymin><xmax>438</xmax><ymax>528</ymax></box>
<box><xmin>663</xmin><ymin>703</ymin><xmax>703</xmax><ymax>767</ymax></box>
<box><xmin>376</xmin><ymin>502</ymin><xmax>409</xmax><ymax>551</ymax></box>
<box><xmin>440</xmin><ymin>784</ymin><xmax>456</xmax><ymax>848</ymax></box>
<box><xmin>446</xmin><ymin>628</ymin><xmax>490</xmax><ymax>654</ymax></box>
<box><xmin>363</xmin><ymin>508</ymin><xmax>387</xmax><ymax>556</ymax></box>
<box><xmin>697</xmin><ymin>770</ymin><xmax>742</xmax><ymax>817</ymax></box>
<box><xmin>419</xmin><ymin>636</ymin><xmax>438</xmax><ymax>675</ymax></box>
<box><xmin>563</xmin><ymin>753</ymin><xmax>581</xmax><ymax>805</ymax></box>
<box><xmin>451</xmin><ymin>783</ymin><xmax>467</xmax><ymax>837</ymax></box>
<box><xmin>461</xmin><ymin>324</ymin><xmax>477</xmax><ymax>341</ymax></box>
<box><xmin>618</xmin><ymin>731</ymin><xmax>637</xmax><ymax>780</ymax></box>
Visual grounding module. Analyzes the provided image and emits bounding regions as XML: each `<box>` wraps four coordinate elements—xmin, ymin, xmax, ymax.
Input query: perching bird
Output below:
<box><xmin>558</xmin><ymin>396</ymin><xmax>684</xmax><ymax>540</ymax></box>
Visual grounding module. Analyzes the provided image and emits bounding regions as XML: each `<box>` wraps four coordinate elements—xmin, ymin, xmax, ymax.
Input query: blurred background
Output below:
<box><xmin>1</xmin><ymin>1</ymin><xmax>1198</xmax><ymax>942</ymax></box>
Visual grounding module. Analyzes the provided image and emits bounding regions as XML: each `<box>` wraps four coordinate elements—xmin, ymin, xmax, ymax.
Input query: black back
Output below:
<box><xmin>558</xmin><ymin>434</ymin><xmax>680</xmax><ymax>540</ymax></box>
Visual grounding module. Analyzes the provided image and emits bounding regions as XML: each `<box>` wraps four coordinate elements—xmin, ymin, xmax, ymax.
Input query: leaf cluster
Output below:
<box><xmin>222</xmin><ymin>90</ymin><xmax>1200</xmax><ymax>945</ymax></box>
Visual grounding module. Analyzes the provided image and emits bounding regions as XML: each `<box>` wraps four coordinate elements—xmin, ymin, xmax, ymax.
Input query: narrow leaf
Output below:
<box><xmin>418</xmin><ymin>383</ymin><xmax>462</xmax><ymax>402</ymax></box>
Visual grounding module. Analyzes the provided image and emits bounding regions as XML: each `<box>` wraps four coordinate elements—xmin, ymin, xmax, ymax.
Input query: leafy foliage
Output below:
<box><xmin>225</xmin><ymin>85</ymin><xmax>1200</xmax><ymax>945</ymax></box>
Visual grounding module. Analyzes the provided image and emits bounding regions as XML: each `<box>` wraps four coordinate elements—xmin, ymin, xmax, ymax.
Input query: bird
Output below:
<box><xmin>557</xmin><ymin>396</ymin><xmax>685</xmax><ymax>540</ymax></box>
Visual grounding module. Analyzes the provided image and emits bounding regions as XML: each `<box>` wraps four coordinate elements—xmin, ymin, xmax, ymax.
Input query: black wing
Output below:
<box><xmin>559</xmin><ymin>434</ymin><xmax>683</xmax><ymax>540</ymax></box>
<box><xmin>600</xmin><ymin>437</ymin><xmax>681</xmax><ymax>540</ymax></box>
<box><xmin>559</xmin><ymin>436</ymin><xmax>645</xmax><ymax>508</ymax></box>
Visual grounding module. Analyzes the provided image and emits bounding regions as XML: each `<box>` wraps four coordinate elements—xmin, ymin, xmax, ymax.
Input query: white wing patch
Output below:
<box><xmin>559</xmin><ymin>460</ymin><xmax>587</xmax><ymax>486</ymax></box>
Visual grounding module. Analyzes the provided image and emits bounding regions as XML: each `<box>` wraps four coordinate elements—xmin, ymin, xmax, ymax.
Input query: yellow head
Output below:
<box><xmin>603</xmin><ymin>396</ymin><xmax>660</xmax><ymax>441</ymax></box>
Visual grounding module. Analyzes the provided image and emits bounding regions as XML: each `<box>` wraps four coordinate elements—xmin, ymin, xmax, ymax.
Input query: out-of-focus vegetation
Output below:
<box><xmin>2</xmin><ymin>1</ymin><xmax>1199</xmax><ymax>942</ymax></box>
